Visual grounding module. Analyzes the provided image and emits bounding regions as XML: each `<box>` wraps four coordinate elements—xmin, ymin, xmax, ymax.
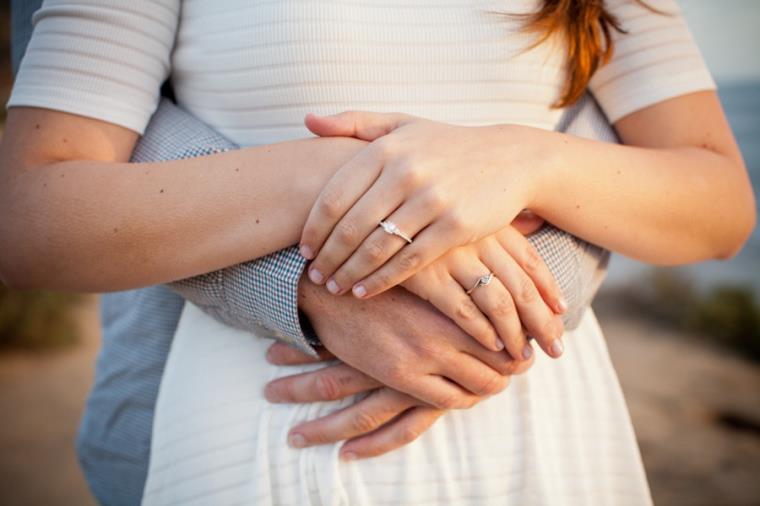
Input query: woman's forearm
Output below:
<box><xmin>0</xmin><ymin>133</ymin><xmax>366</xmax><ymax>291</ymax></box>
<box><xmin>514</xmin><ymin>127</ymin><xmax>755</xmax><ymax>265</ymax></box>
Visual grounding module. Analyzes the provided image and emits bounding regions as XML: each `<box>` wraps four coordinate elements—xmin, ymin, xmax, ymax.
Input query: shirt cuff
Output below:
<box><xmin>220</xmin><ymin>246</ymin><xmax>321</xmax><ymax>355</ymax></box>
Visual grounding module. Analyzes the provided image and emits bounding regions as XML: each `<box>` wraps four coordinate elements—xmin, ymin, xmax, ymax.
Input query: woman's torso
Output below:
<box><xmin>145</xmin><ymin>2</ymin><xmax>682</xmax><ymax>504</ymax></box>
<box><xmin>171</xmin><ymin>0</ymin><xmax>566</xmax><ymax>147</ymax></box>
<box><xmin>143</xmin><ymin>303</ymin><xmax>651</xmax><ymax>505</ymax></box>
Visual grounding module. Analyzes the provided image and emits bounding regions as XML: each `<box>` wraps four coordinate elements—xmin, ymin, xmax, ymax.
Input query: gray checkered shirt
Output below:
<box><xmin>11</xmin><ymin>2</ymin><xmax>614</xmax><ymax>504</ymax></box>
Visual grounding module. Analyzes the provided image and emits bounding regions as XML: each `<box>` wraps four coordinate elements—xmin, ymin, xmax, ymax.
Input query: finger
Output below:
<box><xmin>449</xmin><ymin>259</ymin><xmax>530</xmax><ymax>362</ymax></box>
<box><xmin>304</xmin><ymin>111</ymin><xmax>413</xmax><ymax>141</ymax></box>
<box><xmin>299</xmin><ymin>147</ymin><xmax>383</xmax><ymax>266</ymax></box>
<box><xmin>264</xmin><ymin>363</ymin><xmax>381</xmax><ymax>403</ymax></box>
<box><xmin>383</xmin><ymin>372</ymin><xmax>479</xmax><ymax>411</ymax></box>
<box><xmin>406</xmin><ymin>271</ymin><xmax>503</xmax><ymax>352</ymax></box>
<box><xmin>446</xmin><ymin>322</ymin><xmax>535</xmax><ymax>377</ymax></box>
<box><xmin>339</xmin><ymin>406</ymin><xmax>445</xmax><ymax>460</ymax></box>
<box><xmin>329</xmin><ymin>191</ymin><xmax>439</xmax><ymax>296</ymax></box>
<box><xmin>482</xmin><ymin>241</ymin><xmax>565</xmax><ymax>359</ymax></box>
<box><xmin>287</xmin><ymin>388</ymin><xmax>415</xmax><ymax>448</ymax></box>
<box><xmin>464</xmin><ymin>342</ymin><xmax>535</xmax><ymax>377</ymax></box>
<box><xmin>497</xmin><ymin>226</ymin><xmax>567</xmax><ymax>314</ymax></box>
<box><xmin>511</xmin><ymin>210</ymin><xmax>545</xmax><ymax>236</ymax></box>
<box><xmin>266</xmin><ymin>342</ymin><xmax>335</xmax><ymax>366</ymax></box>
<box><xmin>442</xmin><ymin>352</ymin><xmax>510</xmax><ymax>398</ymax></box>
<box><xmin>352</xmin><ymin>219</ymin><xmax>463</xmax><ymax>299</ymax></box>
<box><xmin>309</xmin><ymin>171</ymin><xmax>405</xmax><ymax>294</ymax></box>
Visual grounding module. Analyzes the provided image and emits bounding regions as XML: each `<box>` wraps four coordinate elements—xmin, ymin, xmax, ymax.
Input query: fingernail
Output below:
<box><xmin>494</xmin><ymin>339</ymin><xmax>505</xmax><ymax>351</ymax></box>
<box><xmin>352</xmin><ymin>284</ymin><xmax>367</xmax><ymax>298</ymax></box>
<box><xmin>326</xmin><ymin>279</ymin><xmax>340</xmax><ymax>294</ymax></box>
<box><xmin>522</xmin><ymin>344</ymin><xmax>533</xmax><ymax>360</ymax></box>
<box><xmin>340</xmin><ymin>451</ymin><xmax>357</xmax><ymax>461</ymax></box>
<box><xmin>551</xmin><ymin>339</ymin><xmax>564</xmax><ymax>358</ymax></box>
<box><xmin>557</xmin><ymin>297</ymin><xmax>568</xmax><ymax>314</ymax></box>
<box><xmin>309</xmin><ymin>268</ymin><xmax>324</xmax><ymax>284</ymax></box>
<box><xmin>300</xmin><ymin>244</ymin><xmax>313</xmax><ymax>259</ymax></box>
<box><xmin>289</xmin><ymin>433</ymin><xmax>307</xmax><ymax>448</ymax></box>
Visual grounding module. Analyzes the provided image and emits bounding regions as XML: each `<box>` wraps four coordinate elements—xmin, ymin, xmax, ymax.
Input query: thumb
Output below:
<box><xmin>304</xmin><ymin>110</ymin><xmax>413</xmax><ymax>141</ymax></box>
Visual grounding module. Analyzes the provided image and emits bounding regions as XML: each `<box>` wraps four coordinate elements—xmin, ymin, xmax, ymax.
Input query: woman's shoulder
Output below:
<box><xmin>588</xmin><ymin>0</ymin><xmax>716</xmax><ymax>123</ymax></box>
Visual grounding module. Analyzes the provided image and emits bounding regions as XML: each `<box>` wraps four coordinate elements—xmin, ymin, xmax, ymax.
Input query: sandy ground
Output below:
<box><xmin>0</xmin><ymin>298</ymin><xmax>99</xmax><ymax>506</ymax></box>
<box><xmin>0</xmin><ymin>297</ymin><xmax>758</xmax><ymax>506</ymax></box>
<box><xmin>596</xmin><ymin>300</ymin><xmax>760</xmax><ymax>506</ymax></box>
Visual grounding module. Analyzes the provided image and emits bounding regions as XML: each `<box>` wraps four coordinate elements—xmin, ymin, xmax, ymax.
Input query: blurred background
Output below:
<box><xmin>0</xmin><ymin>1</ymin><xmax>758</xmax><ymax>505</ymax></box>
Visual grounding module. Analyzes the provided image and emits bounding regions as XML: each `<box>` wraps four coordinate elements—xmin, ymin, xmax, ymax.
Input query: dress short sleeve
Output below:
<box><xmin>589</xmin><ymin>0</ymin><xmax>716</xmax><ymax>123</ymax></box>
<box><xmin>7</xmin><ymin>0</ymin><xmax>180</xmax><ymax>134</ymax></box>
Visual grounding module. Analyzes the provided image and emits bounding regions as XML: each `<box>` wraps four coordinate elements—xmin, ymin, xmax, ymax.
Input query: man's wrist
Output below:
<box><xmin>483</xmin><ymin>123</ymin><xmax>561</xmax><ymax>215</ymax></box>
<box><xmin>298</xmin><ymin>273</ymin><xmax>326</xmax><ymax>320</ymax></box>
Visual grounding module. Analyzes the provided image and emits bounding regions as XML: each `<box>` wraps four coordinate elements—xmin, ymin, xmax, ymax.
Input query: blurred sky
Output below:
<box><xmin>680</xmin><ymin>0</ymin><xmax>760</xmax><ymax>83</ymax></box>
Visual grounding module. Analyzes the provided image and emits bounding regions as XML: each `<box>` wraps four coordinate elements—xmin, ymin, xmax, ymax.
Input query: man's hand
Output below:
<box><xmin>264</xmin><ymin>277</ymin><xmax>533</xmax><ymax>459</ymax></box>
<box><xmin>266</xmin><ymin>342</ymin><xmax>446</xmax><ymax>460</ymax></box>
<box><xmin>297</xmin><ymin>276</ymin><xmax>529</xmax><ymax>408</ymax></box>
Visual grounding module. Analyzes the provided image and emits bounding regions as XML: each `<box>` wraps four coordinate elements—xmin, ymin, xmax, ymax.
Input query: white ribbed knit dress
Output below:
<box><xmin>10</xmin><ymin>1</ymin><xmax>715</xmax><ymax>505</ymax></box>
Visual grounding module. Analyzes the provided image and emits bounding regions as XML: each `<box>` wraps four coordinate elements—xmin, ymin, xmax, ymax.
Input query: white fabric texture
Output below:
<box><xmin>7</xmin><ymin>0</ymin><xmax>717</xmax><ymax>505</ymax></box>
<box><xmin>143</xmin><ymin>303</ymin><xmax>650</xmax><ymax>506</ymax></box>
<box><xmin>9</xmin><ymin>0</ymin><xmax>715</xmax><ymax>139</ymax></box>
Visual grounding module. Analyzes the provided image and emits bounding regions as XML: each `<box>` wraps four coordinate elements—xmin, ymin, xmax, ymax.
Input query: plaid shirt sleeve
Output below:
<box><xmin>131</xmin><ymin>99</ymin><xmax>320</xmax><ymax>356</ymax></box>
<box><xmin>133</xmin><ymin>93</ymin><xmax>616</xmax><ymax>353</ymax></box>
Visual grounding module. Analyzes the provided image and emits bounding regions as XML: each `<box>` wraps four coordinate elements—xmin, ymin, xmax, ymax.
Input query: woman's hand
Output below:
<box><xmin>299</xmin><ymin>111</ymin><xmax>549</xmax><ymax>299</ymax></box>
<box><xmin>402</xmin><ymin>226</ymin><xmax>566</xmax><ymax>358</ymax></box>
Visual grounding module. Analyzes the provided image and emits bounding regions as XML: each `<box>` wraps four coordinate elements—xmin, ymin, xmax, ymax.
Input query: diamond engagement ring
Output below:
<box><xmin>466</xmin><ymin>272</ymin><xmax>495</xmax><ymax>295</ymax></box>
<box><xmin>378</xmin><ymin>220</ymin><xmax>413</xmax><ymax>244</ymax></box>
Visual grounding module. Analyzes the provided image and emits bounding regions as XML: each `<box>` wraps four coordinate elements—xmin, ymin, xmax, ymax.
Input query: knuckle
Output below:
<box><xmin>319</xmin><ymin>191</ymin><xmax>343</xmax><ymax>219</ymax></box>
<box><xmin>432</xmin><ymin>394</ymin><xmax>458</xmax><ymax>410</ymax></box>
<box><xmin>369</xmin><ymin>271</ymin><xmax>394</xmax><ymax>292</ymax></box>
<box><xmin>500</xmin><ymin>358</ymin><xmax>522</xmax><ymax>376</ymax></box>
<box><xmin>396</xmin><ymin>425</ymin><xmax>421</xmax><ymax>445</ymax></box>
<box><xmin>382</xmin><ymin>362</ymin><xmax>409</xmax><ymax>386</ymax></box>
<box><xmin>395</xmin><ymin>162</ymin><xmax>423</xmax><ymax>190</ymax></box>
<box><xmin>516</xmin><ymin>275</ymin><xmax>538</xmax><ymax>305</ymax></box>
<box><xmin>473</xmin><ymin>373</ymin><xmax>505</xmax><ymax>397</ymax></box>
<box><xmin>491</xmin><ymin>295</ymin><xmax>516</xmax><ymax>318</ymax></box>
<box><xmin>538</xmin><ymin>317</ymin><xmax>559</xmax><ymax>343</ymax></box>
<box><xmin>314</xmin><ymin>374</ymin><xmax>342</xmax><ymax>401</ymax></box>
<box><xmin>432</xmin><ymin>392</ymin><xmax>473</xmax><ymax>410</ymax></box>
<box><xmin>454</xmin><ymin>299</ymin><xmax>480</xmax><ymax>322</ymax></box>
<box><xmin>421</xmin><ymin>189</ymin><xmax>447</xmax><ymax>214</ymax></box>
<box><xmin>351</xmin><ymin>410</ymin><xmax>382</xmax><ymax>433</ymax></box>
<box><xmin>336</xmin><ymin>221</ymin><xmax>359</xmax><ymax>245</ymax></box>
<box><xmin>373</xmin><ymin>138</ymin><xmax>394</xmax><ymax>158</ymax></box>
<box><xmin>363</xmin><ymin>240</ymin><xmax>385</xmax><ymax>262</ymax></box>
<box><xmin>398</xmin><ymin>250</ymin><xmax>422</xmax><ymax>272</ymax></box>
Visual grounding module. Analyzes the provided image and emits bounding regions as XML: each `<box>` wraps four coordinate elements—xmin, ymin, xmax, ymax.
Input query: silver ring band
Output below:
<box><xmin>378</xmin><ymin>220</ymin><xmax>413</xmax><ymax>244</ymax></box>
<box><xmin>466</xmin><ymin>272</ymin><xmax>495</xmax><ymax>295</ymax></box>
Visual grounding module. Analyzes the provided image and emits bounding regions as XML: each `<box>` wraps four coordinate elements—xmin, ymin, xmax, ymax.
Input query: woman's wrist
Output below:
<box><xmin>480</xmin><ymin>123</ymin><xmax>560</xmax><ymax>215</ymax></box>
<box><xmin>294</xmin><ymin>136</ymin><xmax>369</xmax><ymax>207</ymax></box>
